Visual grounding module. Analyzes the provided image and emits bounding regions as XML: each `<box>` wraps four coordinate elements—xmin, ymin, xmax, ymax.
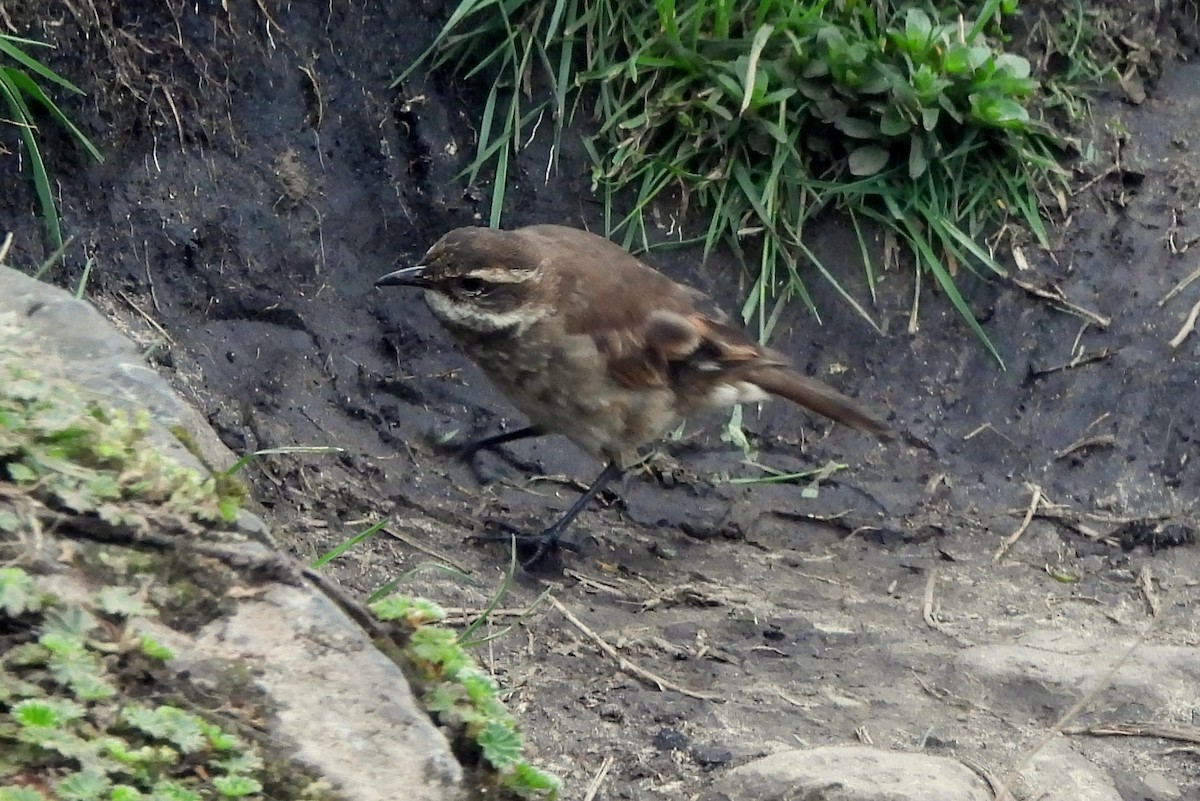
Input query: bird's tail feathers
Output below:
<box><xmin>745</xmin><ymin>367</ymin><xmax>888</xmax><ymax>437</ymax></box>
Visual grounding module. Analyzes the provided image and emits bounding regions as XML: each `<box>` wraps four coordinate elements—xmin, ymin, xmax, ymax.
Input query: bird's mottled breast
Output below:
<box><xmin>448</xmin><ymin>317</ymin><xmax>675</xmax><ymax>461</ymax></box>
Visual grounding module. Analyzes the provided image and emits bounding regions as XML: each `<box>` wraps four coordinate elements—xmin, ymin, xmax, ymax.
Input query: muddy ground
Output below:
<box><xmin>2</xmin><ymin>1</ymin><xmax>1199</xmax><ymax>798</ymax></box>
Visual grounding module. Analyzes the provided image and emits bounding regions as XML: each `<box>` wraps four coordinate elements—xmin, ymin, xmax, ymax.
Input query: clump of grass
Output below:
<box><xmin>0</xmin><ymin>34</ymin><xmax>103</xmax><ymax>250</ymax></box>
<box><xmin>1021</xmin><ymin>0</ymin><xmax>1118</xmax><ymax>123</ymax></box>
<box><xmin>398</xmin><ymin>0</ymin><xmax>1091</xmax><ymax>364</ymax></box>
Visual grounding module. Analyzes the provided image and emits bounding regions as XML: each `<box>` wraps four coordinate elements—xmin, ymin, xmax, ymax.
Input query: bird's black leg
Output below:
<box><xmin>451</xmin><ymin>425</ymin><xmax>545</xmax><ymax>484</ymax></box>
<box><xmin>474</xmin><ymin>461</ymin><xmax>624</xmax><ymax>569</ymax></box>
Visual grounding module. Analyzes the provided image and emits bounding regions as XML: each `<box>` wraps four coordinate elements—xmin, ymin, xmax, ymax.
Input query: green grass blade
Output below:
<box><xmin>391</xmin><ymin>0</ymin><xmax>497</xmax><ymax>86</ymax></box>
<box><xmin>489</xmin><ymin>138</ymin><xmax>509</xmax><ymax>227</ymax></box>
<box><xmin>739</xmin><ymin>24</ymin><xmax>774</xmax><ymax>114</ymax></box>
<box><xmin>311</xmin><ymin>517</ymin><xmax>389</xmax><ymax>569</ymax></box>
<box><xmin>366</xmin><ymin>562</ymin><xmax>477</xmax><ymax>604</ymax></box>
<box><xmin>793</xmin><ymin>238</ymin><xmax>881</xmax><ymax>333</ymax></box>
<box><xmin>470</xmin><ymin>81</ymin><xmax>502</xmax><ymax>184</ymax></box>
<box><xmin>30</xmin><ymin>235</ymin><xmax>74</xmax><ymax>281</ymax></box>
<box><xmin>73</xmin><ymin>254</ymin><xmax>94</xmax><ymax>299</ymax></box>
<box><xmin>919</xmin><ymin>203</ymin><xmax>1007</xmax><ymax>277</ymax></box>
<box><xmin>5</xmin><ymin>68</ymin><xmax>103</xmax><ymax>163</ymax></box>
<box><xmin>0</xmin><ymin>35</ymin><xmax>84</xmax><ymax>95</ymax></box>
<box><xmin>900</xmin><ymin>214</ymin><xmax>1005</xmax><ymax>368</ymax></box>
<box><xmin>848</xmin><ymin>209</ymin><xmax>877</xmax><ymax>303</ymax></box>
<box><xmin>0</xmin><ymin>68</ymin><xmax>62</xmax><ymax>249</ymax></box>
<box><xmin>456</xmin><ymin>538</ymin><xmax>518</xmax><ymax>645</ymax></box>
<box><xmin>222</xmin><ymin>445</ymin><xmax>346</xmax><ymax>477</ymax></box>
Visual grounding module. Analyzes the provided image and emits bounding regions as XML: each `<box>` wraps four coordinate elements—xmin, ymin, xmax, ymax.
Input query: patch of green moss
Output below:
<box><xmin>371</xmin><ymin>595</ymin><xmax>560</xmax><ymax>800</ymax></box>
<box><xmin>0</xmin><ymin>566</ymin><xmax>325</xmax><ymax>800</ymax></box>
<box><xmin>0</xmin><ymin>331</ymin><xmax>243</xmax><ymax>526</ymax></box>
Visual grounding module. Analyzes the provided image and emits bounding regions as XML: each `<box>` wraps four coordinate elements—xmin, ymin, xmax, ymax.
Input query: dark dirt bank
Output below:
<box><xmin>2</xmin><ymin>1</ymin><xmax>1200</xmax><ymax>799</ymax></box>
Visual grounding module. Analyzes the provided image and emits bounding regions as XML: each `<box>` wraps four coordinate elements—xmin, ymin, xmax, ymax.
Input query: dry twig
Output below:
<box><xmin>440</xmin><ymin>607</ymin><xmax>535</xmax><ymax>624</ymax></box>
<box><xmin>1168</xmin><ymin>298</ymin><xmax>1200</xmax><ymax>348</ymax></box>
<box><xmin>957</xmin><ymin>756</ymin><xmax>1003</xmax><ymax>798</ymax></box>
<box><xmin>994</xmin><ymin>627</ymin><xmax>1156</xmax><ymax>801</ymax></box>
<box><xmin>1054</xmin><ymin>435</ymin><xmax>1116</xmax><ymax>460</ymax></box>
<box><xmin>548</xmin><ymin>596</ymin><xmax>721</xmax><ymax>701</ymax></box>
<box><xmin>994</xmin><ymin>484</ymin><xmax>1042</xmax><ymax>561</ymax></box>
<box><xmin>117</xmin><ymin>290</ymin><xmax>176</xmax><ymax>344</ymax></box>
<box><xmin>382</xmin><ymin>524</ymin><xmax>471</xmax><ymax>573</ymax></box>
<box><xmin>1067</xmin><ymin>721</ymin><xmax>1200</xmax><ymax>745</ymax></box>
<box><xmin>582</xmin><ymin>755</ymin><xmax>615</xmax><ymax>801</ymax></box>
<box><xmin>1137</xmin><ymin>566</ymin><xmax>1161</xmax><ymax>618</ymax></box>
<box><xmin>1029</xmin><ymin>347</ymin><xmax>1114</xmax><ymax>379</ymax></box>
<box><xmin>921</xmin><ymin>567</ymin><xmax>948</xmax><ymax>633</ymax></box>
<box><xmin>1158</xmin><ymin>262</ymin><xmax>1200</xmax><ymax>307</ymax></box>
<box><xmin>1009</xmin><ymin>277</ymin><xmax>1111</xmax><ymax>328</ymax></box>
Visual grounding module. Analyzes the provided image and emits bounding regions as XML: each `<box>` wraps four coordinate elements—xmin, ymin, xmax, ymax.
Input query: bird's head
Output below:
<box><xmin>375</xmin><ymin>227</ymin><xmax>548</xmax><ymax>335</ymax></box>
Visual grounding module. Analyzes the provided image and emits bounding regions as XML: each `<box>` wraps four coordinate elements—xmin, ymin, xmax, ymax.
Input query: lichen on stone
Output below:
<box><xmin>0</xmin><ymin>315</ymin><xmax>243</xmax><ymax>529</ymax></box>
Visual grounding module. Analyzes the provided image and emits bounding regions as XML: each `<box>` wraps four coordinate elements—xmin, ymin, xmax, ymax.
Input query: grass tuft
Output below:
<box><xmin>396</xmin><ymin>0</ymin><xmax>1099</xmax><ymax>364</ymax></box>
<box><xmin>0</xmin><ymin>34</ymin><xmax>103</xmax><ymax>251</ymax></box>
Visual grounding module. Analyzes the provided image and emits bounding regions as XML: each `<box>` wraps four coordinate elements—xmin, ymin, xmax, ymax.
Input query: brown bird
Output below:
<box><xmin>376</xmin><ymin>224</ymin><xmax>886</xmax><ymax>564</ymax></box>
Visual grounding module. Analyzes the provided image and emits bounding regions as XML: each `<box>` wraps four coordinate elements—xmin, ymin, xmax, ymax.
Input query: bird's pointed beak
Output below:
<box><xmin>374</xmin><ymin>265</ymin><xmax>430</xmax><ymax>288</ymax></box>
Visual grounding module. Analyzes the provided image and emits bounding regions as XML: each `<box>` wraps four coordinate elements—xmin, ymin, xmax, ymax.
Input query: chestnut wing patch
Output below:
<box><xmin>597</xmin><ymin>311</ymin><xmax>780</xmax><ymax>391</ymax></box>
<box><xmin>594</xmin><ymin>327</ymin><xmax>669</xmax><ymax>389</ymax></box>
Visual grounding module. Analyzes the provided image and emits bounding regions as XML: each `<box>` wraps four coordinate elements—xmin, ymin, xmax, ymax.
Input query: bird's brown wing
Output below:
<box><xmin>517</xmin><ymin>225</ymin><xmax>779</xmax><ymax>384</ymax></box>
<box><xmin>518</xmin><ymin>225</ymin><xmax>714</xmax><ymax>389</ymax></box>
<box><xmin>517</xmin><ymin>226</ymin><xmax>886</xmax><ymax>435</ymax></box>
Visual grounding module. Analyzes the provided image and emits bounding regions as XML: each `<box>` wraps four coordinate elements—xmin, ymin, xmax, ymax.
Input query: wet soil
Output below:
<box><xmin>2</xmin><ymin>1</ymin><xmax>1200</xmax><ymax>798</ymax></box>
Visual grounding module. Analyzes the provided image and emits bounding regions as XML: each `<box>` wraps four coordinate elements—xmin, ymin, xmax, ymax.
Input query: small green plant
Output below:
<box><xmin>0</xmin><ymin>567</ymin><xmax>266</xmax><ymax>800</ymax></box>
<box><xmin>310</xmin><ymin>517</ymin><xmax>388</xmax><ymax>568</ymax></box>
<box><xmin>372</xmin><ymin>593</ymin><xmax>560</xmax><ymax>800</ymax></box>
<box><xmin>0</xmin><ymin>34</ymin><xmax>103</xmax><ymax>250</ymax></box>
<box><xmin>314</xmin><ymin>528</ymin><xmax>557</xmax><ymax>797</ymax></box>
<box><xmin>398</xmin><ymin>0</ymin><xmax>1091</xmax><ymax>364</ymax></box>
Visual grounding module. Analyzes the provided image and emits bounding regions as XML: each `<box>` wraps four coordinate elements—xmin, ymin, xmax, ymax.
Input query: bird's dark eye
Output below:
<box><xmin>457</xmin><ymin>277</ymin><xmax>488</xmax><ymax>294</ymax></box>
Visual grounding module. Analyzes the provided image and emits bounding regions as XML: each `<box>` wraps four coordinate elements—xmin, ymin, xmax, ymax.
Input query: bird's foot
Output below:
<box><xmin>468</xmin><ymin>520</ymin><xmax>578</xmax><ymax>569</ymax></box>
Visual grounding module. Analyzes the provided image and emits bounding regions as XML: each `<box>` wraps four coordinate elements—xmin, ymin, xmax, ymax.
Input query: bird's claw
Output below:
<box><xmin>468</xmin><ymin>521</ymin><xmax>579</xmax><ymax>569</ymax></box>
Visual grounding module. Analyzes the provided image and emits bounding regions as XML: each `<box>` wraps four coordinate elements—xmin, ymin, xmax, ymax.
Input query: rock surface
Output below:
<box><xmin>710</xmin><ymin>746</ymin><xmax>991</xmax><ymax>801</ymax></box>
<box><xmin>0</xmin><ymin>265</ymin><xmax>464</xmax><ymax>801</ymax></box>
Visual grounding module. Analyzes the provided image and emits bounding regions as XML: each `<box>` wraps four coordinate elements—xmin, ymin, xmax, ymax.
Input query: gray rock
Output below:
<box><xmin>0</xmin><ymin>267</ymin><xmax>234</xmax><ymax>487</ymax></box>
<box><xmin>711</xmin><ymin>746</ymin><xmax>991</xmax><ymax>801</ymax></box>
<box><xmin>148</xmin><ymin>584</ymin><xmax>464</xmax><ymax>801</ymax></box>
<box><xmin>1131</xmin><ymin>771</ymin><xmax>1184</xmax><ymax>801</ymax></box>
<box><xmin>955</xmin><ymin>631</ymin><xmax>1200</xmax><ymax>716</ymax></box>
<box><xmin>0</xmin><ymin>266</ymin><xmax>465</xmax><ymax>800</ymax></box>
<box><xmin>1021</xmin><ymin>741</ymin><xmax>1122</xmax><ymax>801</ymax></box>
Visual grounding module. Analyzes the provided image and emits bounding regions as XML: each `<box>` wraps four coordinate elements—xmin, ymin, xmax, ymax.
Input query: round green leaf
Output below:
<box><xmin>834</xmin><ymin>116</ymin><xmax>878</xmax><ymax>139</ymax></box>
<box><xmin>908</xmin><ymin>138</ymin><xmax>928</xmax><ymax>179</ymax></box>
<box><xmin>848</xmin><ymin>145</ymin><xmax>889</xmax><ymax>176</ymax></box>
